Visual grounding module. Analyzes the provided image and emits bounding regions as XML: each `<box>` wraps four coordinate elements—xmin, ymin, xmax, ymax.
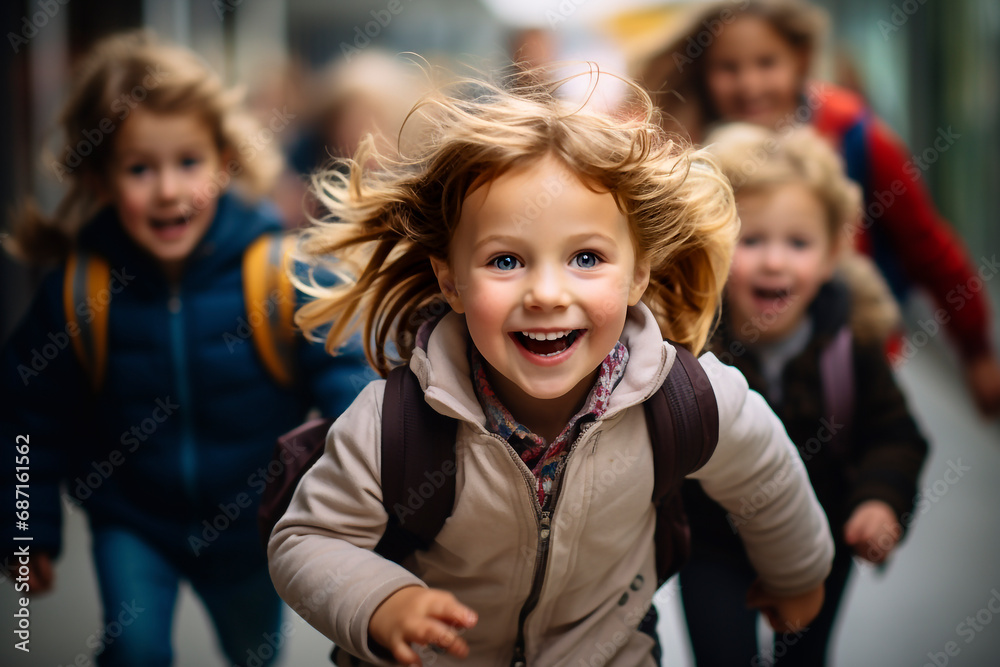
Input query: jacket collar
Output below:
<box><xmin>75</xmin><ymin>192</ymin><xmax>282</xmax><ymax>291</ymax></box>
<box><xmin>407</xmin><ymin>300</ymin><xmax>675</xmax><ymax>429</ymax></box>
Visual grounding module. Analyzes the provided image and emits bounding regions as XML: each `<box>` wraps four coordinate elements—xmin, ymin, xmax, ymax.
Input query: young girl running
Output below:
<box><xmin>267</xmin><ymin>68</ymin><xmax>834</xmax><ymax>665</ymax></box>
<box><xmin>640</xmin><ymin>0</ymin><xmax>1000</xmax><ymax>417</ymax></box>
<box><xmin>1</xmin><ymin>32</ymin><xmax>368</xmax><ymax>666</ymax></box>
<box><xmin>680</xmin><ymin>123</ymin><xmax>929</xmax><ymax>665</ymax></box>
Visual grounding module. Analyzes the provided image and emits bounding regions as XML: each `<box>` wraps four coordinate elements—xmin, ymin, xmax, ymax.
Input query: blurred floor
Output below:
<box><xmin>2</xmin><ymin>295</ymin><xmax>999</xmax><ymax>667</ymax></box>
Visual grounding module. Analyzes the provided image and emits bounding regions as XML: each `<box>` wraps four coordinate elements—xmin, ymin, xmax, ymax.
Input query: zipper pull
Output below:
<box><xmin>511</xmin><ymin>645</ymin><xmax>527</xmax><ymax>667</ymax></box>
<box><xmin>539</xmin><ymin>512</ymin><xmax>551</xmax><ymax>544</ymax></box>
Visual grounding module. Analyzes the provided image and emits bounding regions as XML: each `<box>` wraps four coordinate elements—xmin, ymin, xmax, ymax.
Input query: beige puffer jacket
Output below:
<box><xmin>268</xmin><ymin>303</ymin><xmax>833</xmax><ymax>666</ymax></box>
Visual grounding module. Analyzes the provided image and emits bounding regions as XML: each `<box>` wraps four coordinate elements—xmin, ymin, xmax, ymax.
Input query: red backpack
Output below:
<box><xmin>258</xmin><ymin>341</ymin><xmax>719</xmax><ymax>588</ymax></box>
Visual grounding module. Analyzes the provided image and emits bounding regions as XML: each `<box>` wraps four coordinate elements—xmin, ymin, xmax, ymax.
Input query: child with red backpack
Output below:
<box><xmin>266</xmin><ymin>66</ymin><xmax>834</xmax><ymax>666</ymax></box>
<box><xmin>640</xmin><ymin>0</ymin><xmax>1000</xmax><ymax>417</ymax></box>
<box><xmin>1</xmin><ymin>32</ymin><xmax>371</xmax><ymax>667</ymax></box>
<box><xmin>678</xmin><ymin>123</ymin><xmax>929</xmax><ymax>666</ymax></box>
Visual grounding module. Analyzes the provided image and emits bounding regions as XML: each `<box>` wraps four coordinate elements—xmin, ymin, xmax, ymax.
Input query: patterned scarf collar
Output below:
<box><xmin>470</xmin><ymin>341</ymin><xmax>629</xmax><ymax>508</ymax></box>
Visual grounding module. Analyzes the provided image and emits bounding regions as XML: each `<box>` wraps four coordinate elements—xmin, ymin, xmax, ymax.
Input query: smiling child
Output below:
<box><xmin>267</xmin><ymin>67</ymin><xmax>835</xmax><ymax>666</ymax></box>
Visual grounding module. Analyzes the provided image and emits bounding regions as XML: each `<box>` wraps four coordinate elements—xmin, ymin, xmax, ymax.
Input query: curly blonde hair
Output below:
<box><xmin>705</xmin><ymin>122</ymin><xmax>900</xmax><ymax>341</ymax></box>
<box><xmin>7</xmin><ymin>30</ymin><xmax>282</xmax><ymax>264</ymax></box>
<box><xmin>296</xmin><ymin>65</ymin><xmax>739</xmax><ymax>376</ymax></box>
<box><xmin>703</xmin><ymin>122</ymin><xmax>859</xmax><ymax>237</ymax></box>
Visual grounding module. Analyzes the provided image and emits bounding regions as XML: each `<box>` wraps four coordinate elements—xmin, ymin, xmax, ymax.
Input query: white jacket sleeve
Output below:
<box><xmin>267</xmin><ymin>380</ymin><xmax>425</xmax><ymax>663</ymax></box>
<box><xmin>688</xmin><ymin>353</ymin><xmax>834</xmax><ymax>597</ymax></box>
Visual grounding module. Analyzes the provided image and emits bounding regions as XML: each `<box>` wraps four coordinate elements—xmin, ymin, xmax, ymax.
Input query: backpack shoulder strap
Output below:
<box><xmin>841</xmin><ymin>113</ymin><xmax>872</xmax><ymax>197</ymax></box>
<box><xmin>645</xmin><ymin>342</ymin><xmax>720</xmax><ymax>502</ymax></box>
<box><xmin>243</xmin><ymin>233</ymin><xmax>297</xmax><ymax>388</ymax></box>
<box><xmin>257</xmin><ymin>416</ymin><xmax>334</xmax><ymax>551</ymax></box>
<box><xmin>375</xmin><ymin>364</ymin><xmax>459</xmax><ymax>564</ymax></box>
<box><xmin>819</xmin><ymin>325</ymin><xmax>854</xmax><ymax>456</ymax></box>
<box><xmin>63</xmin><ymin>248</ymin><xmax>111</xmax><ymax>391</ymax></box>
<box><xmin>644</xmin><ymin>341</ymin><xmax>719</xmax><ymax>585</ymax></box>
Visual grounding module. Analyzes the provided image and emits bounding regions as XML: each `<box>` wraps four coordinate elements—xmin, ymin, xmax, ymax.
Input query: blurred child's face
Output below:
<box><xmin>106</xmin><ymin>108</ymin><xmax>223</xmax><ymax>275</ymax></box>
<box><xmin>726</xmin><ymin>183</ymin><xmax>837</xmax><ymax>343</ymax></box>
<box><xmin>705</xmin><ymin>17</ymin><xmax>806</xmax><ymax>129</ymax></box>
<box><xmin>432</xmin><ymin>156</ymin><xmax>649</xmax><ymax>420</ymax></box>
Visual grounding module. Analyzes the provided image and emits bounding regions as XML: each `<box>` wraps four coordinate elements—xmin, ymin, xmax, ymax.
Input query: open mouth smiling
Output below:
<box><xmin>752</xmin><ymin>286</ymin><xmax>790</xmax><ymax>301</ymax></box>
<box><xmin>510</xmin><ymin>329</ymin><xmax>585</xmax><ymax>358</ymax></box>
<box><xmin>150</xmin><ymin>215</ymin><xmax>189</xmax><ymax>230</ymax></box>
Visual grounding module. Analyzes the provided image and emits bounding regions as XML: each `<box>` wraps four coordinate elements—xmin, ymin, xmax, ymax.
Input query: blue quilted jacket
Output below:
<box><xmin>1</xmin><ymin>193</ymin><xmax>374</xmax><ymax>559</ymax></box>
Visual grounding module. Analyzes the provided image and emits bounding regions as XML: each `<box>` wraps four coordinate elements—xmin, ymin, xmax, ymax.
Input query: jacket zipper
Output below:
<box><xmin>168</xmin><ymin>286</ymin><xmax>198</xmax><ymax>506</ymax></box>
<box><xmin>501</xmin><ymin>423</ymin><xmax>596</xmax><ymax>667</ymax></box>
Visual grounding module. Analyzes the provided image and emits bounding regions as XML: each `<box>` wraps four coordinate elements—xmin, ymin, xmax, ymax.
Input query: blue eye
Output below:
<box><xmin>574</xmin><ymin>252</ymin><xmax>600</xmax><ymax>269</ymax></box>
<box><xmin>491</xmin><ymin>255</ymin><xmax>521</xmax><ymax>271</ymax></box>
<box><xmin>790</xmin><ymin>238</ymin><xmax>810</xmax><ymax>249</ymax></box>
<box><xmin>181</xmin><ymin>156</ymin><xmax>201</xmax><ymax>168</ymax></box>
<box><xmin>740</xmin><ymin>236</ymin><xmax>761</xmax><ymax>247</ymax></box>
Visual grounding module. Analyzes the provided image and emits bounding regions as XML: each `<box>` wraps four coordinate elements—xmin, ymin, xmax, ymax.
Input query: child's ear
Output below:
<box><xmin>628</xmin><ymin>256</ymin><xmax>651</xmax><ymax>306</ymax></box>
<box><xmin>430</xmin><ymin>256</ymin><xmax>465</xmax><ymax>314</ymax></box>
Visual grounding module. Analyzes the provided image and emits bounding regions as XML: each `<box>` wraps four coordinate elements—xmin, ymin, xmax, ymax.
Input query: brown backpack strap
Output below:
<box><xmin>646</xmin><ymin>342</ymin><xmax>720</xmax><ymax>501</ymax></box>
<box><xmin>644</xmin><ymin>341</ymin><xmax>719</xmax><ymax>585</ymax></box>
<box><xmin>257</xmin><ymin>417</ymin><xmax>334</xmax><ymax>551</ymax></box>
<box><xmin>257</xmin><ymin>363</ymin><xmax>459</xmax><ymax>560</ymax></box>
<box><xmin>375</xmin><ymin>365</ymin><xmax>458</xmax><ymax>564</ymax></box>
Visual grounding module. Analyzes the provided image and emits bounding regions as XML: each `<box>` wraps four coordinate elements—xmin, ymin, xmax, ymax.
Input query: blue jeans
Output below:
<box><xmin>91</xmin><ymin>525</ymin><xmax>282</xmax><ymax>667</ymax></box>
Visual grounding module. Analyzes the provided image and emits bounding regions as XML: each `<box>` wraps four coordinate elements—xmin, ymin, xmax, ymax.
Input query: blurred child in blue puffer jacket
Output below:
<box><xmin>1</xmin><ymin>31</ymin><xmax>372</xmax><ymax>667</ymax></box>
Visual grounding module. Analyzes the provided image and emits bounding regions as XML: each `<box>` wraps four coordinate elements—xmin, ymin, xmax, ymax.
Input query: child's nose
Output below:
<box><xmin>156</xmin><ymin>168</ymin><xmax>179</xmax><ymax>201</ymax></box>
<box><xmin>761</xmin><ymin>244</ymin><xmax>787</xmax><ymax>271</ymax></box>
<box><xmin>736</xmin><ymin>66</ymin><xmax>764</xmax><ymax>96</ymax></box>
<box><xmin>524</xmin><ymin>266</ymin><xmax>570</xmax><ymax>311</ymax></box>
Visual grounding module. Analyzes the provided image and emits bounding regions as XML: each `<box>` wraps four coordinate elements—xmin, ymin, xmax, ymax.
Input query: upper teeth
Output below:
<box><xmin>522</xmin><ymin>330</ymin><xmax>572</xmax><ymax>341</ymax></box>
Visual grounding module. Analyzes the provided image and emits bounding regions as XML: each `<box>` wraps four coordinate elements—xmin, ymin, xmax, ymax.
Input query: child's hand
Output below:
<box><xmin>4</xmin><ymin>552</ymin><xmax>55</xmax><ymax>594</ymax></box>
<box><xmin>746</xmin><ymin>580</ymin><xmax>824</xmax><ymax>633</ymax></box>
<box><xmin>844</xmin><ymin>499</ymin><xmax>901</xmax><ymax>564</ymax></box>
<box><xmin>369</xmin><ymin>585</ymin><xmax>478</xmax><ymax>665</ymax></box>
<box><xmin>965</xmin><ymin>353</ymin><xmax>1000</xmax><ymax>418</ymax></box>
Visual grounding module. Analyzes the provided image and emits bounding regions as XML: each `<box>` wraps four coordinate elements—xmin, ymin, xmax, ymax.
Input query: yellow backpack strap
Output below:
<box><xmin>243</xmin><ymin>233</ymin><xmax>297</xmax><ymax>388</ymax></box>
<box><xmin>63</xmin><ymin>249</ymin><xmax>111</xmax><ymax>391</ymax></box>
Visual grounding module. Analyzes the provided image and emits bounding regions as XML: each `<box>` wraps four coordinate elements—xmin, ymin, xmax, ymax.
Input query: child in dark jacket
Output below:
<box><xmin>1</xmin><ymin>32</ymin><xmax>371</xmax><ymax>667</ymax></box>
<box><xmin>679</xmin><ymin>123</ymin><xmax>930</xmax><ymax>666</ymax></box>
<box><xmin>640</xmin><ymin>0</ymin><xmax>1000</xmax><ymax>416</ymax></box>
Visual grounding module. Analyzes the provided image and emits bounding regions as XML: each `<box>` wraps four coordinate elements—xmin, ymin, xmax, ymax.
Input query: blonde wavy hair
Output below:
<box><xmin>639</xmin><ymin>0</ymin><xmax>828</xmax><ymax>143</ymax></box>
<box><xmin>705</xmin><ymin>122</ymin><xmax>900</xmax><ymax>341</ymax></box>
<box><xmin>296</xmin><ymin>65</ymin><xmax>739</xmax><ymax>376</ymax></box>
<box><xmin>704</xmin><ymin>122</ymin><xmax>859</xmax><ymax>236</ymax></box>
<box><xmin>7</xmin><ymin>30</ymin><xmax>282</xmax><ymax>264</ymax></box>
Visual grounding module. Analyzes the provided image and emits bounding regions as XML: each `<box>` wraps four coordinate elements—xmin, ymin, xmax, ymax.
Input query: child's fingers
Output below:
<box><xmin>843</xmin><ymin>509</ymin><xmax>876</xmax><ymax>545</ymax></box>
<box><xmin>745</xmin><ymin>581</ymin><xmax>783</xmax><ymax>629</ymax></box>
<box><xmin>427</xmin><ymin>593</ymin><xmax>478</xmax><ymax>629</ymax></box>
<box><xmin>414</xmin><ymin>620</ymin><xmax>470</xmax><ymax>659</ymax></box>
<box><xmin>396</xmin><ymin>619</ymin><xmax>470</xmax><ymax>662</ymax></box>
<box><xmin>387</xmin><ymin>636</ymin><xmax>422</xmax><ymax>667</ymax></box>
